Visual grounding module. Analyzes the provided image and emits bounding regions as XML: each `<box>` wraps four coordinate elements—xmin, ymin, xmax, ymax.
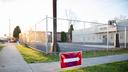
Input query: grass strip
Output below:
<box><xmin>0</xmin><ymin>45</ymin><xmax>4</xmax><ymax>51</ymax></box>
<box><xmin>16</xmin><ymin>44</ymin><xmax>59</xmax><ymax>63</ymax></box>
<box><xmin>61</xmin><ymin>60</ymin><xmax>128</xmax><ymax>72</ymax></box>
<box><xmin>82</xmin><ymin>48</ymin><xmax>128</xmax><ymax>58</ymax></box>
<box><xmin>16</xmin><ymin>44</ymin><xmax>128</xmax><ymax>63</ymax></box>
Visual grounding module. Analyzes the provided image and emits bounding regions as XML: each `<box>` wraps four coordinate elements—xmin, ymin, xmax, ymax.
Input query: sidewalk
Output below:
<box><xmin>29</xmin><ymin>54</ymin><xmax>128</xmax><ymax>72</ymax></box>
<box><xmin>0</xmin><ymin>43</ymin><xmax>32</xmax><ymax>72</ymax></box>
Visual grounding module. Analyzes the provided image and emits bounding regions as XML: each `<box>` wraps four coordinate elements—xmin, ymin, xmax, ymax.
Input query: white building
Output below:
<box><xmin>72</xmin><ymin>19</ymin><xmax>128</xmax><ymax>47</ymax></box>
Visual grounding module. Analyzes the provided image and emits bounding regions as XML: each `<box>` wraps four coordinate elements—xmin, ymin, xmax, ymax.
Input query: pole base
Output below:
<box><xmin>49</xmin><ymin>42</ymin><xmax>60</xmax><ymax>53</ymax></box>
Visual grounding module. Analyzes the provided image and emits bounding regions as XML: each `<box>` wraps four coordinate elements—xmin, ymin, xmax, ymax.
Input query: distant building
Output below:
<box><xmin>72</xmin><ymin>24</ymin><xmax>116</xmax><ymax>44</ymax></box>
<box><xmin>19</xmin><ymin>31</ymin><xmax>69</xmax><ymax>44</ymax></box>
<box><xmin>19</xmin><ymin>31</ymin><xmax>51</xmax><ymax>43</ymax></box>
<box><xmin>72</xmin><ymin>19</ymin><xmax>128</xmax><ymax>47</ymax></box>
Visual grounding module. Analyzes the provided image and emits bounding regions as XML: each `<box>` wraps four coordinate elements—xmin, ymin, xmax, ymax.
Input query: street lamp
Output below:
<box><xmin>9</xmin><ymin>18</ymin><xmax>11</xmax><ymax>41</ymax></box>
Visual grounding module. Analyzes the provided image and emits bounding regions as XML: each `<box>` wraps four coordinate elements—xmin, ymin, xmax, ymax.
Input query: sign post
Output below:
<box><xmin>60</xmin><ymin>51</ymin><xmax>82</xmax><ymax>68</ymax></box>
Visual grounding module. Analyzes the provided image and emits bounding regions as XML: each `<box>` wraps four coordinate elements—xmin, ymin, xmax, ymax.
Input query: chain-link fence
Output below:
<box><xmin>117</xmin><ymin>26</ymin><xmax>128</xmax><ymax>48</ymax></box>
<box><xmin>19</xmin><ymin>17</ymin><xmax>128</xmax><ymax>55</ymax></box>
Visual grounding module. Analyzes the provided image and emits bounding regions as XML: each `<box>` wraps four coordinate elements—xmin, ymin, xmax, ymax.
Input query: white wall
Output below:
<box><xmin>119</xmin><ymin>31</ymin><xmax>128</xmax><ymax>43</ymax></box>
<box><xmin>72</xmin><ymin>24</ymin><xmax>116</xmax><ymax>43</ymax></box>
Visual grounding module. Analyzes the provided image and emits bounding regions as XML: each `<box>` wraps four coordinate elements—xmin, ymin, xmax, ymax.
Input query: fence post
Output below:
<box><xmin>107</xmin><ymin>24</ymin><xmax>109</xmax><ymax>50</ymax></box>
<box><xmin>125</xmin><ymin>26</ymin><xmax>127</xmax><ymax>48</ymax></box>
<box><xmin>35</xmin><ymin>24</ymin><xmax>36</xmax><ymax>42</ymax></box>
<box><xmin>45</xmin><ymin>16</ymin><xmax>48</xmax><ymax>54</ymax></box>
<box><xmin>83</xmin><ymin>22</ymin><xmax>85</xmax><ymax>42</ymax></box>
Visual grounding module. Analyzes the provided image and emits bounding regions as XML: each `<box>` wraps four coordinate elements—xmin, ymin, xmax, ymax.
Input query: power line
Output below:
<box><xmin>34</xmin><ymin>17</ymin><xmax>46</xmax><ymax>25</ymax></box>
<box><xmin>47</xmin><ymin>16</ymin><xmax>106</xmax><ymax>25</ymax></box>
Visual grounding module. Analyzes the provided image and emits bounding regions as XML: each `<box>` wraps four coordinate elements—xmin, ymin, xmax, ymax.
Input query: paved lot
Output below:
<box><xmin>29</xmin><ymin>42</ymin><xmax>114</xmax><ymax>52</ymax></box>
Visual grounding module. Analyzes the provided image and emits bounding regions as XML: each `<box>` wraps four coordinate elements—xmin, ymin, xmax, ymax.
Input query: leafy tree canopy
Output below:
<box><xmin>13</xmin><ymin>26</ymin><xmax>21</xmax><ymax>39</ymax></box>
<box><xmin>68</xmin><ymin>24</ymin><xmax>74</xmax><ymax>33</ymax></box>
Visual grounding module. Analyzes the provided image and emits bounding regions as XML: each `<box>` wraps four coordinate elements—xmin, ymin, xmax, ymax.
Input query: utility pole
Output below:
<box><xmin>35</xmin><ymin>24</ymin><xmax>36</xmax><ymax>42</ymax></box>
<box><xmin>9</xmin><ymin>18</ymin><xmax>11</xmax><ymax>39</ymax></box>
<box><xmin>50</xmin><ymin>0</ymin><xmax>58</xmax><ymax>53</ymax></box>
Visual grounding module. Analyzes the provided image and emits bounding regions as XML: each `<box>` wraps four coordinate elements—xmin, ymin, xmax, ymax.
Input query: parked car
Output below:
<box><xmin>0</xmin><ymin>37</ymin><xmax>8</xmax><ymax>43</ymax></box>
<box><xmin>9</xmin><ymin>39</ymin><xmax>16</xmax><ymax>43</ymax></box>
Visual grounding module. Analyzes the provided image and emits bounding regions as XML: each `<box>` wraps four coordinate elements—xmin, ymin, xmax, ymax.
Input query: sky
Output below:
<box><xmin>0</xmin><ymin>0</ymin><xmax>128</xmax><ymax>37</ymax></box>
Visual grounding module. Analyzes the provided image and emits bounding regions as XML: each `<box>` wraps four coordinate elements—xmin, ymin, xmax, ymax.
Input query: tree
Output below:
<box><xmin>108</xmin><ymin>20</ymin><xmax>120</xmax><ymax>48</ymax></box>
<box><xmin>68</xmin><ymin>24</ymin><xmax>74</xmax><ymax>42</ymax></box>
<box><xmin>61</xmin><ymin>31</ymin><xmax>67</xmax><ymax>42</ymax></box>
<box><xmin>13</xmin><ymin>26</ymin><xmax>21</xmax><ymax>41</ymax></box>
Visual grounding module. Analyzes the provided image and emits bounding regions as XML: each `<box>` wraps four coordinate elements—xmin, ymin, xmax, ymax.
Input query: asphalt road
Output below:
<box><xmin>28</xmin><ymin>42</ymin><xmax>110</xmax><ymax>52</ymax></box>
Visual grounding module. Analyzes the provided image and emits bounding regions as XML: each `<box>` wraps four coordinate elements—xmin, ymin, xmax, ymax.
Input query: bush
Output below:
<box><xmin>61</xmin><ymin>31</ymin><xmax>67</xmax><ymax>42</ymax></box>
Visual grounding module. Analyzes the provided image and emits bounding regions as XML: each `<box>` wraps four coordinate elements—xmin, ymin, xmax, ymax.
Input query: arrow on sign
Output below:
<box><xmin>60</xmin><ymin>51</ymin><xmax>82</xmax><ymax>68</ymax></box>
<box><xmin>64</xmin><ymin>57</ymin><xmax>80</xmax><ymax>63</ymax></box>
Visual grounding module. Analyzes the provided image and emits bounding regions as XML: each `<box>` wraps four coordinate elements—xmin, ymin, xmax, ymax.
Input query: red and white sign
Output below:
<box><xmin>60</xmin><ymin>51</ymin><xmax>82</xmax><ymax>68</ymax></box>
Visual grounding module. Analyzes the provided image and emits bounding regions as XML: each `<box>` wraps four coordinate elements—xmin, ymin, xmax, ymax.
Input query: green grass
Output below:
<box><xmin>82</xmin><ymin>48</ymin><xmax>128</xmax><ymax>58</ymax></box>
<box><xmin>0</xmin><ymin>45</ymin><xmax>4</xmax><ymax>51</ymax></box>
<box><xmin>61</xmin><ymin>60</ymin><xmax>128</xmax><ymax>72</ymax></box>
<box><xmin>16</xmin><ymin>45</ymin><xmax>59</xmax><ymax>63</ymax></box>
<box><xmin>16</xmin><ymin>44</ymin><xmax>128</xmax><ymax>63</ymax></box>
